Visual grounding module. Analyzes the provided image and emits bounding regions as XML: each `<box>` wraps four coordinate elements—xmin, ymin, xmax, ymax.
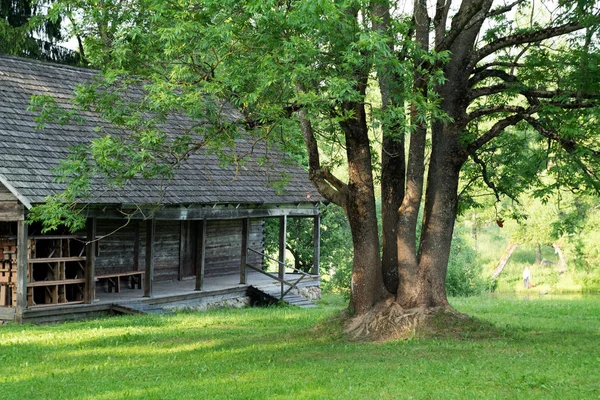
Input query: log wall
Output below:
<box><xmin>95</xmin><ymin>218</ymin><xmax>264</xmax><ymax>281</ymax></box>
<box><xmin>0</xmin><ymin>184</ymin><xmax>22</xmax><ymax>221</ymax></box>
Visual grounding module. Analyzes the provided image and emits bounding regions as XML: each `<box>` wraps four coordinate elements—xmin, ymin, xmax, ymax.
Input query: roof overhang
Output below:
<box><xmin>0</xmin><ymin>174</ymin><xmax>32</xmax><ymax>209</ymax></box>
<box><xmin>84</xmin><ymin>202</ymin><xmax>321</xmax><ymax>220</ymax></box>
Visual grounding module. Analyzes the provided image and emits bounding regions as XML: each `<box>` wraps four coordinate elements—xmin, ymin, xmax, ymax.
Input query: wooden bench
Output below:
<box><xmin>96</xmin><ymin>271</ymin><xmax>144</xmax><ymax>293</ymax></box>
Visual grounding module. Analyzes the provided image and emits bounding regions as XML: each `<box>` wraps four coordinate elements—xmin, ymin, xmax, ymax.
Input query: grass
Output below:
<box><xmin>0</xmin><ymin>294</ymin><xmax>599</xmax><ymax>399</ymax></box>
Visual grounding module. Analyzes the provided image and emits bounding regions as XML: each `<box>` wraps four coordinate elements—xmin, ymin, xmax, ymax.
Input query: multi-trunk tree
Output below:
<box><xmin>37</xmin><ymin>0</ymin><xmax>600</xmax><ymax>338</ymax></box>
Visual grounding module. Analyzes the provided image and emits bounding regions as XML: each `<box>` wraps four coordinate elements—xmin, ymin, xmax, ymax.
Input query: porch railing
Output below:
<box><xmin>246</xmin><ymin>247</ymin><xmax>315</xmax><ymax>300</ymax></box>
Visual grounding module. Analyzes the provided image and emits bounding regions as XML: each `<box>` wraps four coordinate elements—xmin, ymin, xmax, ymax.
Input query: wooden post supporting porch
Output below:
<box><xmin>15</xmin><ymin>219</ymin><xmax>28</xmax><ymax>323</ymax></box>
<box><xmin>84</xmin><ymin>217</ymin><xmax>96</xmax><ymax>303</ymax></box>
<box><xmin>195</xmin><ymin>220</ymin><xmax>206</xmax><ymax>291</ymax></box>
<box><xmin>279</xmin><ymin>215</ymin><xmax>287</xmax><ymax>298</ymax></box>
<box><xmin>144</xmin><ymin>219</ymin><xmax>155</xmax><ymax>297</ymax></box>
<box><xmin>240</xmin><ymin>218</ymin><xmax>249</xmax><ymax>284</ymax></box>
<box><xmin>313</xmin><ymin>215</ymin><xmax>320</xmax><ymax>275</ymax></box>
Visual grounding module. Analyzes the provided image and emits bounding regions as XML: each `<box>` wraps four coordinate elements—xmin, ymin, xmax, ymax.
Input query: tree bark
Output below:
<box><xmin>340</xmin><ymin>100</ymin><xmax>386</xmax><ymax>315</ymax></box>
<box><xmin>373</xmin><ymin>0</ymin><xmax>406</xmax><ymax>294</ymax></box>
<box><xmin>395</xmin><ymin>0</ymin><xmax>429</xmax><ymax>307</ymax></box>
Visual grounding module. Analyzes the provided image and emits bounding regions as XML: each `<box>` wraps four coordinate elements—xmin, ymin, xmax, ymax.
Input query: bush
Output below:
<box><xmin>446</xmin><ymin>234</ymin><xmax>494</xmax><ymax>297</ymax></box>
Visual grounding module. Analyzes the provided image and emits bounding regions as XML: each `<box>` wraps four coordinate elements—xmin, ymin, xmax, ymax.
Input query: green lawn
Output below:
<box><xmin>0</xmin><ymin>294</ymin><xmax>598</xmax><ymax>399</ymax></box>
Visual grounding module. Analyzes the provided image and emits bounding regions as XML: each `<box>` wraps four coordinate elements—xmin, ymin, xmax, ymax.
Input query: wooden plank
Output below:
<box><xmin>195</xmin><ymin>220</ymin><xmax>206</xmax><ymax>291</ymax></box>
<box><xmin>144</xmin><ymin>219</ymin><xmax>155</xmax><ymax>297</ymax></box>
<box><xmin>15</xmin><ymin>220</ymin><xmax>28</xmax><ymax>322</ymax></box>
<box><xmin>313</xmin><ymin>215</ymin><xmax>321</xmax><ymax>275</ymax></box>
<box><xmin>240</xmin><ymin>218</ymin><xmax>249</xmax><ymax>284</ymax></box>
<box><xmin>29</xmin><ymin>278</ymin><xmax>86</xmax><ymax>286</ymax></box>
<box><xmin>0</xmin><ymin>306</ymin><xmax>15</xmax><ymax>320</ymax></box>
<box><xmin>0</xmin><ymin>203</ymin><xmax>23</xmax><ymax>221</ymax></box>
<box><xmin>86</xmin><ymin>205</ymin><xmax>320</xmax><ymax>220</ymax></box>
<box><xmin>96</xmin><ymin>271</ymin><xmax>145</xmax><ymax>278</ymax></box>
<box><xmin>29</xmin><ymin>257</ymin><xmax>87</xmax><ymax>263</ymax></box>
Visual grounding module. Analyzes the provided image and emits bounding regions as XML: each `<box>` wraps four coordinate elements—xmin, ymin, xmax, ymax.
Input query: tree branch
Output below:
<box><xmin>433</xmin><ymin>0</ymin><xmax>452</xmax><ymax>47</ymax></box>
<box><xmin>469</xmin><ymin>69</ymin><xmax>517</xmax><ymax>86</ymax></box>
<box><xmin>467</xmin><ymin>105</ymin><xmax>525</xmax><ymax>122</ymax></box>
<box><xmin>297</xmin><ymin>107</ymin><xmax>347</xmax><ymax>207</ymax></box>
<box><xmin>469</xmin><ymin>83</ymin><xmax>508</xmax><ymax>100</ymax></box>
<box><xmin>470</xmin><ymin>152</ymin><xmax>501</xmax><ymax>202</ymax></box>
<box><xmin>472</xmin><ymin>61</ymin><xmax>525</xmax><ymax>75</ymax></box>
<box><xmin>487</xmin><ymin>0</ymin><xmax>528</xmax><ymax>19</ymax></box>
<box><xmin>523</xmin><ymin>116</ymin><xmax>600</xmax><ymax>157</ymax></box>
<box><xmin>470</xmin><ymin>21</ymin><xmax>586</xmax><ymax>68</ymax></box>
<box><xmin>467</xmin><ymin>112</ymin><xmax>528</xmax><ymax>152</ymax></box>
<box><xmin>435</xmin><ymin>0</ymin><xmax>491</xmax><ymax>52</ymax></box>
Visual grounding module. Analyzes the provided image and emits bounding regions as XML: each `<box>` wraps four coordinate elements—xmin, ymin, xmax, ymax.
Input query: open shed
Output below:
<box><xmin>0</xmin><ymin>55</ymin><xmax>322</xmax><ymax>323</ymax></box>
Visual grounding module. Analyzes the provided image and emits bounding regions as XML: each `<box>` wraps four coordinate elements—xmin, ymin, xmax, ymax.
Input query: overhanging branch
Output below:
<box><xmin>467</xmin><ymin>112</ymin><xmax>529</xmax><ymax>152</ymax></box>
<box><xmin>469</xmin><ymin>21</ymin><xmax>587</xmax><ymax>69</ymax></box>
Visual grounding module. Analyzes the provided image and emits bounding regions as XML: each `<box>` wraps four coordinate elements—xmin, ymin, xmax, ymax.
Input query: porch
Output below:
<box><xmin>1</xmin><ymin>271</ymin><xmax>320</xmax><ymax>323</ymax></box>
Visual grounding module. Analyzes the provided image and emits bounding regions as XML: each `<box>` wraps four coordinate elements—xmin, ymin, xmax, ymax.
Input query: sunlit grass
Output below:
<box><xmin>0</xmin><ymin>294</ymin><xmax>598</xmax><ymax>399</ymax></box>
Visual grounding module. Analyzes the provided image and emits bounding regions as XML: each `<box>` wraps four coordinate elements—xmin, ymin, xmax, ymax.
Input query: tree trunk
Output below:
<box><xmin>492</xmin><ymin>242</ymin><xmax>519</xmax><ymax>279</ymax></box>
<box><xmin>411</xmin><ymin>133</ymin><xmax>463</xmax><ymax>307</ymax></box>
<box><xmin>373</xmin><ymin>0</ymin><xmax>406</xmax><ymax>294</ymax></box>
<box><xmin>552</xmin><ymin>243</ymin><xmax>567</xmax><ymax>274</ymax></box>
<box><xmin>341</xmin><ymin>102</ymin><xmax>386</xmax><ymax>315</ymax></box>
<box><xmin>535</xmin><ymin>243</ymin><xmax>542</xmax><ymax>264</ymax></box>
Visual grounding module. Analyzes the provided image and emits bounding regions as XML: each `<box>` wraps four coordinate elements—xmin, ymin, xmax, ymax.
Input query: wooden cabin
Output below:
<box><xmin>0</xmin><ymin>55</ymin><xmax>322</xmax><ymax>323</ymax></box>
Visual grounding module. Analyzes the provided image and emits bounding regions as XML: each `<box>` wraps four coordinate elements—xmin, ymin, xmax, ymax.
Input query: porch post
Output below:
<box><xmin>84</xmin><ymin>217</ymin><xmax>96</xmax><ymax>304</ymax></box>
<box><xmin>240</xmin><ymin>218</ymin><xmax>249</xmax><ymax>284</ymax></box>
<box><xmin>133</xmin><ymin>220</ymin><xmax>140</xmax><ymax>271</ymax></box>
<box><xmin>279</xmin><ymin>215</ymin><xmax>287</xmax><ymax>298</ymax></box>
<box><xmin>178</xmin><ymin>221</ymin><xmax>185</xmax><ymax>281</ymax></box>
<box><xmin>15</xmin><ymin>219</ymin><xmax>28</xmax><ymax>323</ymax></box>
<box><xmin>144</xmin><ymin>219</ymin><xmax>155</xmax><ymax>297</ymax></box>
<box><xmin>195</xmin><ymin>220</ymin><xmax>206</xmax><ymax>291</ymax></box>
<box><xmin>313</xmin><ymin>214</ymin><xmax>320</xmax><ymax>275</ymax></box>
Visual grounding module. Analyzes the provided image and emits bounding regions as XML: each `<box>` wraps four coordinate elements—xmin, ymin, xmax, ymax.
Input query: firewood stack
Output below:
<box><xmin>0</xmin><ymin>239</ymin><xmax>33</xmax><ymax>307</ymax></box>
<box><xmin>0</xmin><ymin>240</ymin><xmax>17</xmax><ymax>306</ymax></box>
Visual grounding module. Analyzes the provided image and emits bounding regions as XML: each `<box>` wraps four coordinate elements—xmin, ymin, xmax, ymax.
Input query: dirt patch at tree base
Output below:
<box><xmin>342</xmin><ymin>299</ymin><xmax>499</xmax><ymax>342</ymax></box>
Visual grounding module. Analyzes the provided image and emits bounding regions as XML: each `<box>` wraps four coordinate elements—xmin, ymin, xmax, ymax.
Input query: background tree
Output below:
<box><xmin>0</xmin><ymin>0</ymin><xmax>81</xmax><ymax>64</ymax></box>
<box><xmin>35</xmin><ymin>0</ymin><xmax>600</xmax><ymax>339</ymax></box>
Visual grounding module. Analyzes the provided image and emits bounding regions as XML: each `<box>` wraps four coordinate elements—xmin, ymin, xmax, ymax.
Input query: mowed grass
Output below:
<box><xmin>0</xmin><ymin>294</ymin><xmax>598</xmax><ymax>400</ymax></box>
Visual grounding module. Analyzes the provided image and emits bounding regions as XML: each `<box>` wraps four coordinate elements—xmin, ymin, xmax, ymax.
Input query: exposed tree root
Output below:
<box><xmin>343</xmin><ymin>298</ymin><xmax>474</xmax><ymax>341</ymax></box>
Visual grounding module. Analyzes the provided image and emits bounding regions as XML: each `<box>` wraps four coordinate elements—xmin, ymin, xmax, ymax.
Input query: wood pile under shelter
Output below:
<box><xmin>0</xmin><ymin>55</ymin><xmax>322</xmax><ymax>323</ymax></box>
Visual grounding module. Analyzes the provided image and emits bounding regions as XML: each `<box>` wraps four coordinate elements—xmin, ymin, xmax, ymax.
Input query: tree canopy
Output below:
<box><xmin>34</xmin><ymin>0</ymin><xmax>600</xmax><ymax>339</ymax></box>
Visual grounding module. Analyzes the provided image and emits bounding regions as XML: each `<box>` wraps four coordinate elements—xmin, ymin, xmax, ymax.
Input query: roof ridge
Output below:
<box><xmin>0</xmin><ymin>53</ymin><xmax>97</xmax><ymax>75</ymax></box>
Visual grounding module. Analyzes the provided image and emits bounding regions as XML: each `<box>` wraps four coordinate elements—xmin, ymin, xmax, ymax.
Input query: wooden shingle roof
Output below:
<box><xmin>0</xmin><ymin>55</ymin><xmax>321</xmax><ymax>208</ymax></box>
